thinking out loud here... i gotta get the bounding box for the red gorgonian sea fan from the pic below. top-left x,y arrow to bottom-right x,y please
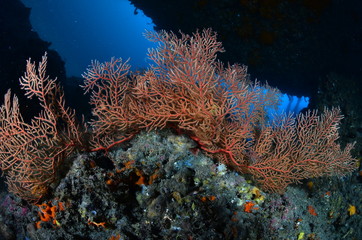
0,54 -> 83,202
0,29 -> 357,202
82,29 -> 357,192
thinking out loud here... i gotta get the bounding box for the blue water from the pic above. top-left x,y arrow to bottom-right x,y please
275,93 -> 309,116
21,0 -> 155,77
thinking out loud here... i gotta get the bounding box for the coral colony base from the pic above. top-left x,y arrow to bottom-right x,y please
0,29 -> 358,239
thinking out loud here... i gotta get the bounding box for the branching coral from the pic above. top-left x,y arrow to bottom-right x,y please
0,29 -> 357,202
